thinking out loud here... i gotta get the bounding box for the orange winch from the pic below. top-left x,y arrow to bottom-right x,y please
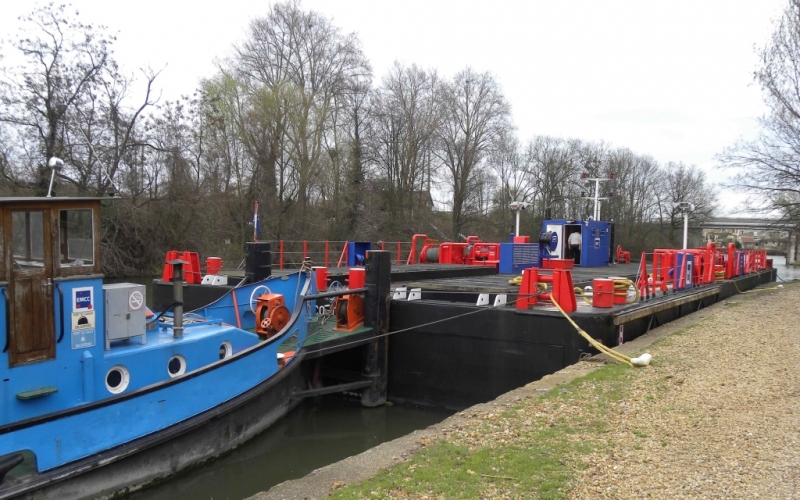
332,293 -> 364,331
255,293 -> 290,338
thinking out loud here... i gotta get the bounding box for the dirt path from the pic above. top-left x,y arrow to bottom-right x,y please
569,286 -> 800,498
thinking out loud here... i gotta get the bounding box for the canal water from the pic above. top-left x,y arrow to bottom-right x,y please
769,255 -> 800,280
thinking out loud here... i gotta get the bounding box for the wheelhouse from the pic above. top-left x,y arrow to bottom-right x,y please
1,198 -> 102,367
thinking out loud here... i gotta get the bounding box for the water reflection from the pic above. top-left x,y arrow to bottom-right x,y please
123,396 -> 451,500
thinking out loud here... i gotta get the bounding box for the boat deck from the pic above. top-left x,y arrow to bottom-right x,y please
161,264 -> 498,311
278,316 -> 374,359
395,261 -> 642,293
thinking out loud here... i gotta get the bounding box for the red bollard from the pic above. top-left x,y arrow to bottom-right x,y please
162,250 -> 179,281
592,279 -> 615,308
551,268 -> 577,312
516,267 -> 540,309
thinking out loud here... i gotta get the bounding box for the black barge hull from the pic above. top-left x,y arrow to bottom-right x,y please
387,269 -> 777,410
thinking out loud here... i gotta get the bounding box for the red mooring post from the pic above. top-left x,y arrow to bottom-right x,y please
303,240 -> 308,260
638,252 -> 650,300
324,241 -> 329,268
337,241 -> 348,267
397,242 -> 401,265
279,240 -> 284,270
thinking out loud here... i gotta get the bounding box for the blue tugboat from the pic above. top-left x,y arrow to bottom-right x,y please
0,195 -> 319,499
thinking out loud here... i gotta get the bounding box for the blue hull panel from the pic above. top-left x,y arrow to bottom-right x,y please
0,272 -> 313,475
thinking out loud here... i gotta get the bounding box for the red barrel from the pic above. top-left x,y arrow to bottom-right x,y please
348,267 -> 366,289
206,257 -> 223,275
312,266 -> 329,292
592,279 -> 615,308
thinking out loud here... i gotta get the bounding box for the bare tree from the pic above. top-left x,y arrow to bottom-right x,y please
231,0 -> 370,234
719,0 -> 800,219
660,162 -> 717,245
368,63 -> 441,235
487,131 -> 535,232
0,4 -> 114,192
436,68 -> 511,239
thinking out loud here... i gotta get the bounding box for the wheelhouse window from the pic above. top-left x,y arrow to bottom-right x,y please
59,209 -> 94,267
12,211 -> 45,268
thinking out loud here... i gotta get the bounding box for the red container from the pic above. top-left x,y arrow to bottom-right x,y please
348,267 -> 366,289
312,266 -> 328,292
592,279 -> 615,308
206,257 -> 223,275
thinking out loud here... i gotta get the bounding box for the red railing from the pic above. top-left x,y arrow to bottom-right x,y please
635,243 -> 770,301
267,240 -> 415,269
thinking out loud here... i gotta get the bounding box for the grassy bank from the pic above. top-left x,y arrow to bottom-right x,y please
328,361 -> 635,500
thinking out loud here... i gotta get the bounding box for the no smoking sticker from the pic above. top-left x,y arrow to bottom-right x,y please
129,290 -> 144,311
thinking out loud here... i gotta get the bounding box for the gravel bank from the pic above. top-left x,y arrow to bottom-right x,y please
569,285 -> 800,498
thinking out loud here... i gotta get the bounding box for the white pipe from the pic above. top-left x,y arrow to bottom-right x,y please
46,169 -> 57,197
515,210 -> 520,237
683,211 -> 689,249
593,179 -> 600,220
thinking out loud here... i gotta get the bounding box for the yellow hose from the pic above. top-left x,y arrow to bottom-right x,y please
508,274 -> 642,367
726,279 -> 781,294
615,279 -> 640,304
508,275 -> 547,291
574,286 -> 593,305
550,295 -> 634,367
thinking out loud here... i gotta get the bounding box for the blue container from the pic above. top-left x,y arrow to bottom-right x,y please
736,251 -> 745,276
347,241 -> 371,267
539,219 -> 611,267
499,243 -> 541,274
675,252 -> 694,290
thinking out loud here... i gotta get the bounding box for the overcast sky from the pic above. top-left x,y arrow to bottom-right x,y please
0,1 -> 787,213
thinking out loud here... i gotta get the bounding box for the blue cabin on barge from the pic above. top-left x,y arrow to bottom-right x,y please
0,197 -> 316,499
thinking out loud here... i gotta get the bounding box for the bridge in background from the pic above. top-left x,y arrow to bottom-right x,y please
697,217 -> 794,231
696,217 -> 799,265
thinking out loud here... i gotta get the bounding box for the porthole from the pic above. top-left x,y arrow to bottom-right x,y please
167,355 -> 187,378
219,341 -> 233,360
106,365 -> 130,394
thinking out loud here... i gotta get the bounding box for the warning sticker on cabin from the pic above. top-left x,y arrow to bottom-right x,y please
71,309 -> 96,349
